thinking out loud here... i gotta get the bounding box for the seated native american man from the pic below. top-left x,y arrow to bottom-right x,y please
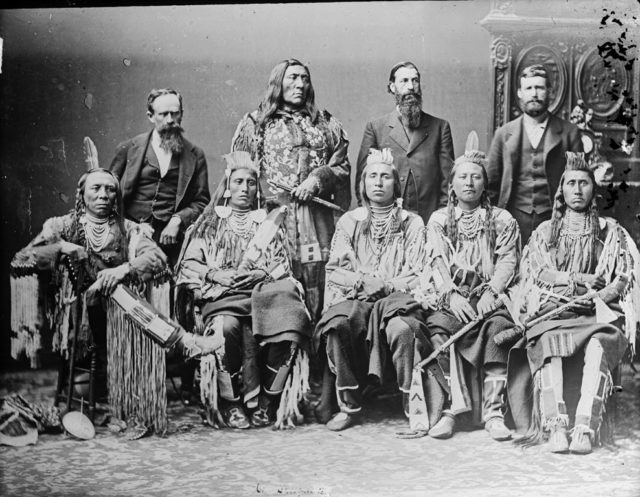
175,151 -> 311,430
314,148 -> 431,432
413,150 -> 521,441
10,168 -> 220,434
508,152 -> 640,454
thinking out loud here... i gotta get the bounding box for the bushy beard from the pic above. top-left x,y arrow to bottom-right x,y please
395,91 -> 422,129
158,124 -> 185,154
521,97 -> 549,118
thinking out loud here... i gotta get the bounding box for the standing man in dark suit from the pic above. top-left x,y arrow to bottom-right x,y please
109,88 -> 210,266
356,61 -> 454,223
487,65 -> 583,243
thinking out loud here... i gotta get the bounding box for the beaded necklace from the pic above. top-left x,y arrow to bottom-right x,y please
458,206 -> 483,240
82,213 -> 111,252
227,208 -> 253,238
370,204 -> 395,242
561,209 -> 593,238
557,209 -> 596,273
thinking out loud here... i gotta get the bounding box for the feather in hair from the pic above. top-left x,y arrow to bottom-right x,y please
83,137 -> 100,171
464,131 -> 479,154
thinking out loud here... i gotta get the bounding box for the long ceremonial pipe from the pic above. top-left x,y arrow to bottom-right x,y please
266,179 -> 344,213
415,289 -> 602,372
522,289 -> 599,329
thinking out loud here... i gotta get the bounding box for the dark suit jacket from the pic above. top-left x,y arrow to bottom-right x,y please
109,131 -> 210,231
356,110 -> 454,223
487,114 -> 583,209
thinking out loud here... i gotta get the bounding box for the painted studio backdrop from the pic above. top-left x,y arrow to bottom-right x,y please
1,0 -> 638,367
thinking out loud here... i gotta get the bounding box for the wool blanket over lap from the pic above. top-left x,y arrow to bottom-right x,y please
507,311 -> 629,434
366,292 -> 431,382
200,289 -> 253,323
316,292 -> 447,425
251,279 -> 311,347
425,306 -> 514,426
425,306 -> 514,368
316,291 -> 436,385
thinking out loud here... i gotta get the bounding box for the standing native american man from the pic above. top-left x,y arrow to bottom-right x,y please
230,58 -> 350,328
508,152 -> 640,454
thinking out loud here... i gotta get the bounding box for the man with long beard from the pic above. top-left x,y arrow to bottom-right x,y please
110,88 -> 210,266
487,65 -> 582,243
356,61 -> 454,223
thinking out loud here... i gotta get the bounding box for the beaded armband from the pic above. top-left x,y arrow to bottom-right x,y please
10,251 -> 39,277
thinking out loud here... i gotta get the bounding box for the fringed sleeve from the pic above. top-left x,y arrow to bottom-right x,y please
261,225 -> 293,281
309,111 -> 351,211
411,225 -> 439,310
125,221 -> 171,319
487,209 -> 520,294
388,211 -> 425,292
417,212 -> 458,310
10,216 -> 70,367
594,220 -> 640,356
402,213 -> 426,274
175,235 -> 208,289
513,223 -> 567,322
178,224 -> 241,302
323,212 -> 362,309
620,227 -> 640,357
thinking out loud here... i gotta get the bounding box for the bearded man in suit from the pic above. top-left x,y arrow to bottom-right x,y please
355,61 -> 454,223
487,65 -> 583,243
109,88 -> 210,266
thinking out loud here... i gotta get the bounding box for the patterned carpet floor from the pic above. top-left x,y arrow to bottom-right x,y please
1,364 -> 639,497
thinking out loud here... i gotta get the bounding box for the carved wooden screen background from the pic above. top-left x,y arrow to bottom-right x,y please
480,0 -> 639,240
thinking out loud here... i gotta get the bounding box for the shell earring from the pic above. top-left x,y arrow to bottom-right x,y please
215,168 -> 232,218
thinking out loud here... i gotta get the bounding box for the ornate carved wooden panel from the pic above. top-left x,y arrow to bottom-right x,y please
480,0 -> 639,240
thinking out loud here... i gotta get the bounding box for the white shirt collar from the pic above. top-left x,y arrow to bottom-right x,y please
150,129 -> 172,177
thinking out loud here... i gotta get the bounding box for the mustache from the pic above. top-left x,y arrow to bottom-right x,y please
400,92 -> 420,102
158,125 -> 185,154
158,123 -> 184,134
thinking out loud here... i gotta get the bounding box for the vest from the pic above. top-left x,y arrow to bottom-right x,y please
125,145 -> 180,223
510,123 -> 552,214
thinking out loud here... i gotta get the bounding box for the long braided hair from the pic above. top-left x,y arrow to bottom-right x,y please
548,152 -> 600,248
66,168 -> 127,262
445,151 -> 496,253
